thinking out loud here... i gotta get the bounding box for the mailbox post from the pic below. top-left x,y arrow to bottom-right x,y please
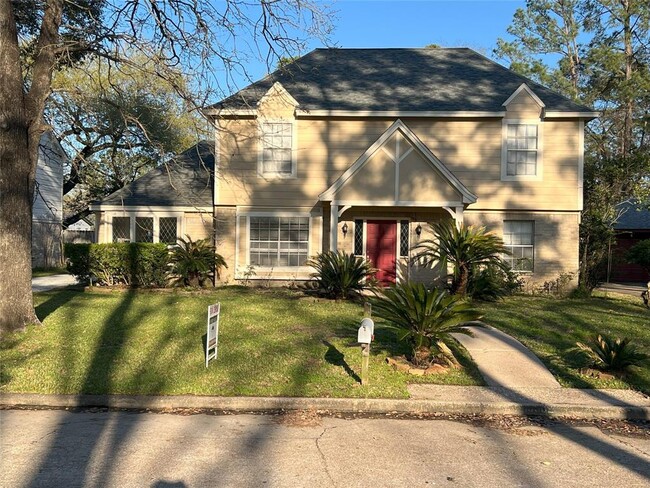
357,317 -> 374,385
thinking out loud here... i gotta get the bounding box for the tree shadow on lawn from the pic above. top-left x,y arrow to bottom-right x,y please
35,289 -> 81,321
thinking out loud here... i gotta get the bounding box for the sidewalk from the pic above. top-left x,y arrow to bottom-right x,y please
32,273 -> 77,292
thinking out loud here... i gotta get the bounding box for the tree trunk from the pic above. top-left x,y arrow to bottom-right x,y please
0,0 -> 63,335
622,0 -> 633,157
455,265 -> 470,297
0,0 -> 39,333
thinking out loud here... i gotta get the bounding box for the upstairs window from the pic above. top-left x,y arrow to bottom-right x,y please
260,122 -> 294,177
502,122 -> 542,180
503,221 -> 534,272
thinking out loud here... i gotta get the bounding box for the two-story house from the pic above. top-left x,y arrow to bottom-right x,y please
92,48 -> 597,286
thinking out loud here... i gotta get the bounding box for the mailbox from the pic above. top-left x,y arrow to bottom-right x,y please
358,325 -> 372,344
360,317 -> 374,337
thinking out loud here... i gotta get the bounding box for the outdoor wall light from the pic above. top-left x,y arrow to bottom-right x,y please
342,222 -> 348,237
415,224 -> 422,237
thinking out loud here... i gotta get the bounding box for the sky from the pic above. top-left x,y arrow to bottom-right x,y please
237,0 -> 526,86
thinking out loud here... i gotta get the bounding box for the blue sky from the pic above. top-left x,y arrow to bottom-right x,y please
328,0 -> 524,52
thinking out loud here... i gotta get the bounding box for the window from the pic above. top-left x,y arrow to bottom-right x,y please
504,123 -> 539,177
503,221 -> 534,271
112,217 -> 131,243
110,215 -> 180,244
135,217 -> 154,242
354,220 -> 364,256
399,220 -> 409,257
260,122 -> 294,177
159,217 -> 178,244
249,216 -> 309,267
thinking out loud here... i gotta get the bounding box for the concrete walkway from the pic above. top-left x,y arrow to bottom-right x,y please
452,325 -> 561,389
32,273 -> 77,292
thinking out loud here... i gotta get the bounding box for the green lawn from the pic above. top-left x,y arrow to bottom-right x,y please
0,287 -> 481,399
477,292 -> 650,394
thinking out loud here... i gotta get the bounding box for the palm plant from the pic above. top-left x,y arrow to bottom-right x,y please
169,236 -> 227,287
307,251 -> 376,299
414,220 -> 510,297
372,282 -> 482,368
570,334 -> 648,373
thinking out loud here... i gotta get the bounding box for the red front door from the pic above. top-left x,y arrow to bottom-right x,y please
366,220 -> 397,284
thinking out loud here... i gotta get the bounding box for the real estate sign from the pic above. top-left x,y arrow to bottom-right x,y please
205,302 -> 220,367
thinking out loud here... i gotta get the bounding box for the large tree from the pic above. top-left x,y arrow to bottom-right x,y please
49,55 -> 206,223
496,0 -> 650,290
0,0 -> 331,334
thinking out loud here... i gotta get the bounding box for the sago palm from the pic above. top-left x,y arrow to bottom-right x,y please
414,220 -> 510,297
372,282 -> 482,367
307,251 -> 375,299
170,236 -> 227,287
571,335 -> 648,373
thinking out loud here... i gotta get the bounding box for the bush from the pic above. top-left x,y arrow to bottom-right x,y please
568,334 -> 648,373
65,243 -> 170,287
467,265 -> 523,301
306,251 -> 376,299
169,236 -> 226,287
372,282 -> 482,368
627,239 -> 650,273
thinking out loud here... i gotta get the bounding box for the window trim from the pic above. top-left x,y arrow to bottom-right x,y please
257,118 -> 297,179
501,119 -> 543,181
107,212 -> 184,244
503,220 -> 535,273
245,213 -> 312,271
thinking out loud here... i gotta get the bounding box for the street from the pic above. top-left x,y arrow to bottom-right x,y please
1,409 -> 649,487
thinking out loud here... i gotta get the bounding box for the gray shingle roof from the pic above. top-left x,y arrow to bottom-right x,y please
97,141 -> 214,208
212,48 -> 593,113
616,201 -> 650,230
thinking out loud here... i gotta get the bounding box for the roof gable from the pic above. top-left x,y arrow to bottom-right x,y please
502,83 -> 545,108
320,120 -> 477,204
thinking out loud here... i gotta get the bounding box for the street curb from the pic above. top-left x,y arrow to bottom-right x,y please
1,393 -> 649,421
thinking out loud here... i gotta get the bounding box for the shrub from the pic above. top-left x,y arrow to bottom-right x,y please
413,220 -> 510,297
627,239 -> 650,273
65,243 -> 170,287
306,251 -> 375,299
467,265 -> 523,301
169,236 -> 226,287
64,243 -> 91,281
372,282 -> 482,368
569,334 -> 648,373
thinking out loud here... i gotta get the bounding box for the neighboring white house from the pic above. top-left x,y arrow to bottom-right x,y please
32,132 -> 66,267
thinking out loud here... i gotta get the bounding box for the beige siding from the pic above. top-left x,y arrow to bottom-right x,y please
184,212 -> 213,241
464,210 -> 580,286
215,207 -> 237,282
398,150 -> 462,202
504,89 -> 543,119
217,115 -> 581,211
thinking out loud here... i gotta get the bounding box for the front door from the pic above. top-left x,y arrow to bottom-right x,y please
366,220 -> 397,284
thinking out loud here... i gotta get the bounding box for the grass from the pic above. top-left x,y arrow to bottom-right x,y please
476,292 -> 650,394
32,267 -> 68,277
0,287 -> 482,399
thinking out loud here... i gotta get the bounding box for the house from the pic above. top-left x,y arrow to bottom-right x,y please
91,48 -> 597,286
89,141 -> 214,245
610,201 -> 650,283
63,215 -> 95,244
32,132 -> 66,268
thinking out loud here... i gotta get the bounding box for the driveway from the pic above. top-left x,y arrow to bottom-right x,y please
32,274 -> 78,292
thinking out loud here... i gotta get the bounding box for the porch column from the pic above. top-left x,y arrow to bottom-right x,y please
455,205 -> 464,229
330,204 -> 338,252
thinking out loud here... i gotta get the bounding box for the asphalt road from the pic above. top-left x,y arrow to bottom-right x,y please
1,409 -> 648,487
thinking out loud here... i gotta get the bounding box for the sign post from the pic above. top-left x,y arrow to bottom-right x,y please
357,317 -> 374,385
205,302 -> 220,367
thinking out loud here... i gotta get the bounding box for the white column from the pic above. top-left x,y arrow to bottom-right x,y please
330,204 -> 338,252
455,206 -> 464,229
